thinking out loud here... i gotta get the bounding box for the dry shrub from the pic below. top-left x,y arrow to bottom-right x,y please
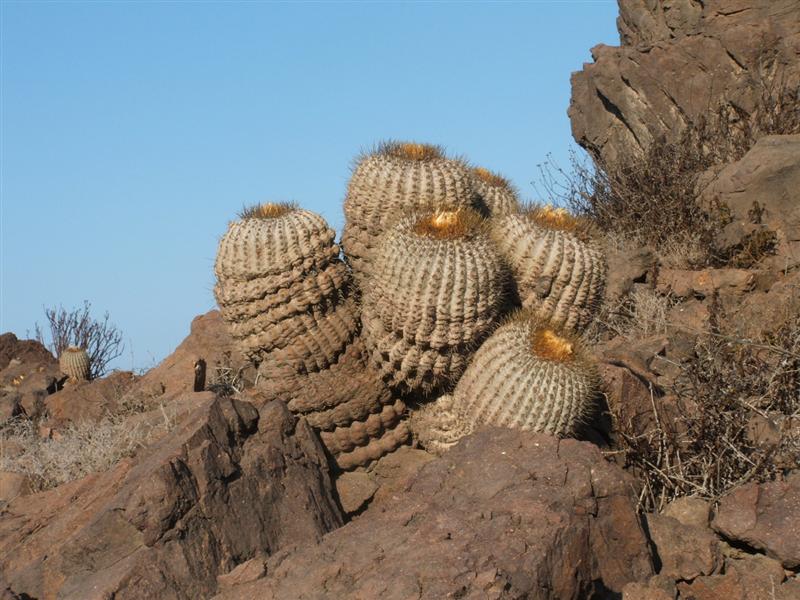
207,351 -> 248,397
539,63 -> 799,267
0,402 -> 179,492
610,307 -> 800,512
584,287 -> 676,343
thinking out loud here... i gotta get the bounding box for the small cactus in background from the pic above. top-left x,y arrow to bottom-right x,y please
471,166 -> 521,216
342,141 -> 478,283
412,312 -> 600,454
491,205 -> 607,333
59,346 -> 90,382
214,203 -> 358,374
362,208 -> 508,394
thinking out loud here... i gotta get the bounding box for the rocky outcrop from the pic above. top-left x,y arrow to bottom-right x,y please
712,473 -> 800,569
0,334 -> 62,423
217,430 -> 654,599
569,0 -> 800,164
0,396 -> 343,600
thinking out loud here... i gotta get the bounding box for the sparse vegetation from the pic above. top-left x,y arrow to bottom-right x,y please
35,301 -> 124,379
610,307 -> 800,512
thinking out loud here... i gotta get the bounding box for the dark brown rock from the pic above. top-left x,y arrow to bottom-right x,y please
334,471 -> 378,514
0,396 -> 343,599
676,553 -> 789,600
216,431 -> 653,599
570,2 -> 800,164
0,336 -> 63,422
44,370 -> 137,427
663,497 -> 711,529
712,474 -> 800,568
0,334 -> 55,372
646,513 -> 721,580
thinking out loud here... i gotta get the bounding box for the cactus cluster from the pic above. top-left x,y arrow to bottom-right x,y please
213,140 -> 609,469
59,346 -> 90,382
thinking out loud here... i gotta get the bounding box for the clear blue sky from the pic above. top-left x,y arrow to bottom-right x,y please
1,1 -> 619,372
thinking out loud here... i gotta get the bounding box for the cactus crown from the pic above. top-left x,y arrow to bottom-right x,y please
238,202 -> 298,220
530,328 -> 575,362
412,208 -> 484,240
378,141 -> 444,161
64,346 -> 84,354
525,204 -> 584,232
473,166 -> 511,189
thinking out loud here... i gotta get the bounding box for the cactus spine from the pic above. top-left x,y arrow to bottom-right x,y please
214,203 -> 357,373
59,346 -> 90,382
492,206 -> 607,333
472,167 -> 520,216
342,142 -> 478,283
412,313 -> 599,453
362,208 -> 508,394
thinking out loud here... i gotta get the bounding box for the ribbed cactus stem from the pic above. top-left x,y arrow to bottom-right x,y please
59,346 -> 91,382
411,313 -> 599,453
471,166 -> 521,216
491,205 -> 607,333
342,141 -> 479,284
362,208 -> 508,394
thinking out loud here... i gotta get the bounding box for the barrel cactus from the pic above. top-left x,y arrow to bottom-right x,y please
471,166 -> 520,216
214,203 -> 358,375
362,208 -> 508,395
491,205 -> 607,333
412,313 -> 599,454
342,141 -> 478,283
59,346 -> 90,382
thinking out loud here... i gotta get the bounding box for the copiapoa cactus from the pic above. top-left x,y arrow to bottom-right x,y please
59,346 -> 90,382
214,203 -> 358,374
342,141 -> 478,283
362,207 -> 508,394
491,205 -> 607,333
471,166 -> 521,216
412,312 -> 600,454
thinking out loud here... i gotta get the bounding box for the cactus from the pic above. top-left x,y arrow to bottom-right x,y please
362,208 -> 508,394
412,313 -> 599,453
59,346 -> 90,382
491,205 -> 606,333
214,203 -> 357,373
342,141 -> 478,283
472,167 -> 520,216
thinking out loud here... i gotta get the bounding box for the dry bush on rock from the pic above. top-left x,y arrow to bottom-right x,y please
610,307 -> 800,512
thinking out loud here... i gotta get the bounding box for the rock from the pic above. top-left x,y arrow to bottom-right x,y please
369,445 -> 436,505
604,244 -> 655,301
0,394 -> 22,424
132,310 -> 252,403
677,553 -> 789,600
216,554 -> 268,590
43,371 -> 138,427
663,496 -> 711,529
570,2 -> 800,164
0,396 -> 343,599
0,472 -> 31,507
656,268 -> 755,299
215,431 -> 654,599
646,513 -> 720,580
0,334 -> 54,372
334,471 -> 378,514
622,574 -> 677,599
712,474 -> 800,568
700,135 -> 800,264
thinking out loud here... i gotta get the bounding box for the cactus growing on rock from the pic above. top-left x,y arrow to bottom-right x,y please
59,346 -> 90,382
412,313 -> 600,454
471,167 -> 521,216
362,208 -> 508,394
342,141 -> 478,283
214,203 -> 358,374
491,205 -> 607,333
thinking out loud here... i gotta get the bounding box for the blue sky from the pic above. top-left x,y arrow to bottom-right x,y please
1,1 -> 619,371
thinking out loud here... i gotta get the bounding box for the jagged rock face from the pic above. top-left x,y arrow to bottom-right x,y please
569,0 -> 800,164
215,431 -> 654,599
0,396 -> 343,600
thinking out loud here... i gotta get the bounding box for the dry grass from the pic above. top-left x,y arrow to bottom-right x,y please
0,405 -> 179,492
473,166 -> 511,189
207,351 -> 248,397
379,141 -> 444,161
584,287 -> 677,343
610,308 -> 800,512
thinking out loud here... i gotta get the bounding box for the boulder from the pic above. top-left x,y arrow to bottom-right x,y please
0,335 -> 62,423
44,371 -> 138,427
216,430 -> 654,599
0,396 -> 343,599
570,1 -> 800,164
711,473 -> 800,568
646,513 -> 721,581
